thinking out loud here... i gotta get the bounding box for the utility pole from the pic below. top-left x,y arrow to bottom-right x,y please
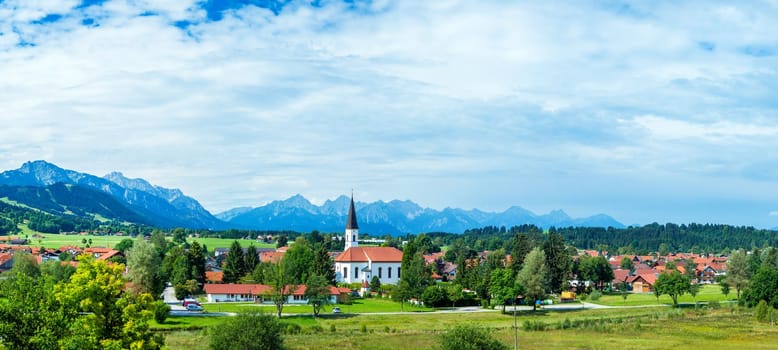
513,296 -> 518,350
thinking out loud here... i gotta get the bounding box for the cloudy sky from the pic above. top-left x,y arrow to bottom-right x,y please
2,0 -> 778,228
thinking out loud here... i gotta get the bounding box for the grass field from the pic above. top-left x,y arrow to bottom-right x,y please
200,297 -> 432,314
15,230 -> 273,250
591,284 -> 734,307
161,306 -> 778,350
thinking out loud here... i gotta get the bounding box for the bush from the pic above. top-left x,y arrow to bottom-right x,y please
153,301 -> 171,324
284,323 -> 302,335
439,324 -> 508,350
707,301 -> 721,309
755,300 -> 770,322
588,290 -> 602,301
360,324 -> 368,333
330,324 -> 336,333
209,312 -> 284,350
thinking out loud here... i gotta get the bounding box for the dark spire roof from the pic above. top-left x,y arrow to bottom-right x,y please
346,194 -> 359,230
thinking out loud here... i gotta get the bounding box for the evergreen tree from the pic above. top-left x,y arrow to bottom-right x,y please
188,241 -> 207,286
543,229 -> 571,293
312,244 -> 336,285
222,241 -> 246,284
244,243 -> 260,274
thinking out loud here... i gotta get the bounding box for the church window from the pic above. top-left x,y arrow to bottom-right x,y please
378,267 -> 382,278
355,267 -> 359,279
398,267 -> 401,278
343,267 -> 348,279
388,267 -> 392,278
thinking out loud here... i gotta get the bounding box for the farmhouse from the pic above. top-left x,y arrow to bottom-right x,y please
334,195 -> 403,285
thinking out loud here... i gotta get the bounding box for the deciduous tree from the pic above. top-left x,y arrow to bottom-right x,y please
517,247 -> 548,311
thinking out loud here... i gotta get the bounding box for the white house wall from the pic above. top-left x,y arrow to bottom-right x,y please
335,261 -> 401,285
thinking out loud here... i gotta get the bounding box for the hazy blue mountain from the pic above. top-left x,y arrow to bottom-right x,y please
220,194 -> 625,235
0,161 -> 224,229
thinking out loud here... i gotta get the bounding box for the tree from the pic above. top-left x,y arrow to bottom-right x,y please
276,235 -> 288,248
422,285 -> 450,307
543,230 -> 571,293
209,312 -> 285,350
742,266 -> 778,308
282,237 -> 314,284
490,268 -> 523,312
223,240 -> 246,283
188,241 -> 207,286
509,233 -> 533,276
264,262 -> 294,318
720,278 -> 731,299
654,270 -> 690,307
126,236 -> 163,297
244,243 -> 260,274
438,324 -> 508,350
727,249 -> 751,300
172,228 -> 187,244
369,275 -> 382,295
620,257 -> 635,272
517,247 -> 548,311
114,238 -> 134,253
312,244 -> 336,285
55,256 -> 163,349
396,239 -> 433,309
304,274 -> 332,318
0,265 -> 70,350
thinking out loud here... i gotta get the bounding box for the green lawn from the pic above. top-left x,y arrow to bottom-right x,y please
200,297 -> 432,314
17,231 -> 273,250
590,284 -> 734,307
162,306 -> 778,350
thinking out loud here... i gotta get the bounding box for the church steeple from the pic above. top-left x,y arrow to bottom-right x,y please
346,194 -> 359,230
344,193 -> 359,249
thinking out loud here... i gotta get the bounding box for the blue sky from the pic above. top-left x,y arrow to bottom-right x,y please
1,1 -> 778,228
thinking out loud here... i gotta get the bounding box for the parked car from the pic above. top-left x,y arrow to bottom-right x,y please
186,303 -> 204,311
332,307 -> 341,314
183,299 -> 200,307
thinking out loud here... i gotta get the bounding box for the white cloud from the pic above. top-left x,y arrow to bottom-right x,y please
1,1 -> 778,227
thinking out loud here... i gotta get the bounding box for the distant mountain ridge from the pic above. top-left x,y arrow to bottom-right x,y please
0,161 -> 224,229
218,194 -> 625,235
0,161 -> 624,233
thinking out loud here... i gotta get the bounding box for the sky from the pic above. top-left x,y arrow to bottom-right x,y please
1,0 -> 778,228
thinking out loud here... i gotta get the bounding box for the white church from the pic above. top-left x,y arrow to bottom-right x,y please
334,195 -> 403,285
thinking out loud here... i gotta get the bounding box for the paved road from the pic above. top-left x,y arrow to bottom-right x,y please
162,286 -> 185,311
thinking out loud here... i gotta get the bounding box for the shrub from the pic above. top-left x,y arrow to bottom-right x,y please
360,324 -> 367,333
439,324 -> 508,350
755,300 -> 770,322
330,324 -> 336,333
284,323 -> 302,335
588,290 -> 602,301
707,301 -> 721,309
209,312 -> 284,350
153,301 -> 171,324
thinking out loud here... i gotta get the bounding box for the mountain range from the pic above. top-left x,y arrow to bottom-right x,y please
0,161 -> 624,233
217,194 -> 625,234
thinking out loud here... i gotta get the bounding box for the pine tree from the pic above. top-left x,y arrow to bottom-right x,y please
223,240 -> 245,283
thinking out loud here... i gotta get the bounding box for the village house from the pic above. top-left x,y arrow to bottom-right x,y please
203,283 -> 344,304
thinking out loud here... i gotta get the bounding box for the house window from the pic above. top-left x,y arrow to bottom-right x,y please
388,267 -> 392,278
378,267 -> 382,279
398,267 -> 401,278
343,267 -> 348,279
355,267 -> 359,280
353,235 -> 356,242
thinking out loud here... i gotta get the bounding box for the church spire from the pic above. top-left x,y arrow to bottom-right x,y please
344,192 -> 359,249
346,193 -> 359,230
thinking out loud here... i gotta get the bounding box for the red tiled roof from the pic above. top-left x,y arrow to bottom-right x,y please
203,283 -> 343,296
335,247 -> 403,263
205,271 -> 224,283
261,252 -> 285,263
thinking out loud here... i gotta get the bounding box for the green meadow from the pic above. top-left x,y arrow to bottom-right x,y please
161,306 -> 778,350
592,284 -> 734,307
14,228 -> 272,250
